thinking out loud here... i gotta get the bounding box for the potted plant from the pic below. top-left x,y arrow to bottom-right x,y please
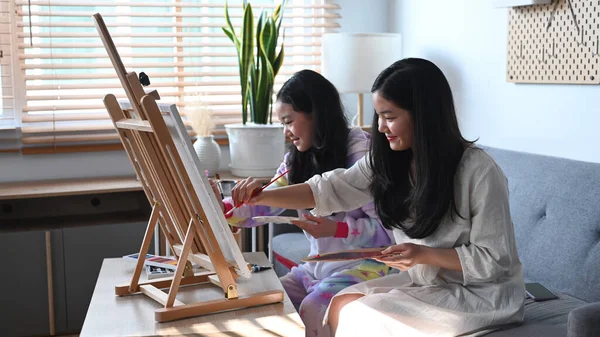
222,0 -> 287,177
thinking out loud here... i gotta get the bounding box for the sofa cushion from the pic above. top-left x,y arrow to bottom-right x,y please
272,232 -> 310,277
484,147 -> 600,302
567,302 -> 600,337
485,294 -> 586,337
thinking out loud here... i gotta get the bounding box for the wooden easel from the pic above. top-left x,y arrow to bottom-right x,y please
92,13 -> 283,322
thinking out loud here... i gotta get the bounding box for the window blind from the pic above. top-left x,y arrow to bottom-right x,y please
1,0 -> 15,127
14,0 -> 340,154
0,0 -> 19,152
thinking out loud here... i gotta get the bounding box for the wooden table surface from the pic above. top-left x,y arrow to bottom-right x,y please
80,252 -> 304,337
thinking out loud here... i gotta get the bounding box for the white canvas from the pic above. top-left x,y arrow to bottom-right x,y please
165,104 -> 251,279
120,100 -> 250,279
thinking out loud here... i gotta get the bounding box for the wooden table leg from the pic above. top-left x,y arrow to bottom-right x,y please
45,231 -> 55,336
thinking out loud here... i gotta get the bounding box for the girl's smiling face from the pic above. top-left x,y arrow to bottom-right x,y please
275,101 -> 314,152
373,91 -> 414,151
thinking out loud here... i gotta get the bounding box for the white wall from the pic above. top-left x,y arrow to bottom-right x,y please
0,0 -> 389,183
390,0 -> 600,163
336,0 -> 391,125
3,0 -> 598,183
338,0 -> 390,33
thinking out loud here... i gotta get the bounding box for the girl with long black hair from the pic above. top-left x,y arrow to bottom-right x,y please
213,69 -> 393,337
232,59 -> 525,336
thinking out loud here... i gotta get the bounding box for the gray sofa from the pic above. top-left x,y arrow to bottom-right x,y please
271,146 -> 600,337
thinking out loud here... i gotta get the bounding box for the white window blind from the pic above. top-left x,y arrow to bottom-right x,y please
1,0 -> 16,129
0,0 -> 19,152
14,0 -> 340,154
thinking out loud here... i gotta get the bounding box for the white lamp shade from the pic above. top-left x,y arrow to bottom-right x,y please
321,33 -> 402,93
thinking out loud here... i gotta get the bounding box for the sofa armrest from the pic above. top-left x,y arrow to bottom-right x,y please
567,302 -> 600,337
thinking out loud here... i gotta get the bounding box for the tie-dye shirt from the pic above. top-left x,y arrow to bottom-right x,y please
224,128 -> 394,280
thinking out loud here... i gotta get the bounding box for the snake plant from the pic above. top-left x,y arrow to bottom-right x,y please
223,0 -> 287,125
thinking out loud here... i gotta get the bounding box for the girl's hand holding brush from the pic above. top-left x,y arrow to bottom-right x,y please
205,170 -> 225,212
208,178 -> 225,212
227,169 -> 290,216
231,177 -> 264,207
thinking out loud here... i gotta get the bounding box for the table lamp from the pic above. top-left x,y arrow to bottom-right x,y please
321,33 -> 402,127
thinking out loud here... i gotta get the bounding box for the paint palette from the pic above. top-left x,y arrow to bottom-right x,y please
252,216 -> 316,225
302,247 -> 388,262
123,253 -> 186,271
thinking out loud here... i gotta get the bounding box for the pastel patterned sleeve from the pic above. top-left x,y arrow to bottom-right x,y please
340,202 -> 394,248
223,161 -> 289,228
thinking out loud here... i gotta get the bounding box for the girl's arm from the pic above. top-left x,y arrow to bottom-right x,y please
422,247 -> 462,271
252,183 -> 315,209
454,161 -> 520,285
223,199 -> 286,228
378,160 -> 516,277
224,162 -> 289,228
252,156 -> 374,216
340,202 -> 394,248
377,243 -> 462,271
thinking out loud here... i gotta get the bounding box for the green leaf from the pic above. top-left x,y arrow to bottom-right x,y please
247,74 -> 255,124
256,11 -> 266,68
224,1 -> 239,47
240,4 -> 254,124
255,53 -> 273,124
273,3 -> 281,20
262,17 -> 276,63
249,57 -> 258,123
257,27 -> 275,124
273,42 -> 284,76
264,59 -> 275,124
222,27 -> 239,49
274,0 -> 288,39
255,57 -> 266,123
223,0 -> 287,124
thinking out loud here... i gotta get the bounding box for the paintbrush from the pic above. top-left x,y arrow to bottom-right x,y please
225,168 -> 291,217
214,173 -> 225,199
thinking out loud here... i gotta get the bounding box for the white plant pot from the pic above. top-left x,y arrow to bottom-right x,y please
225,123 -> 285,177
193,136 -> 222,174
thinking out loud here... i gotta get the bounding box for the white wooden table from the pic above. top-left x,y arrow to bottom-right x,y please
80,252 -> 304,337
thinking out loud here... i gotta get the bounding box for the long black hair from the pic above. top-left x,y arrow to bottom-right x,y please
276,69 -> 349,184
369,58 -> 474,239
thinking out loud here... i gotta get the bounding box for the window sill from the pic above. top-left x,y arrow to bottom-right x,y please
0,171 -> 272,200
15,126 -> 373,155
0,176 -> 143,200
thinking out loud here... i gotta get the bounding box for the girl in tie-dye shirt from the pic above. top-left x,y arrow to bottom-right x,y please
211,70 -> 393,337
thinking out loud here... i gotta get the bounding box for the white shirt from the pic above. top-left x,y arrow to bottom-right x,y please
307,146 -> 525,336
